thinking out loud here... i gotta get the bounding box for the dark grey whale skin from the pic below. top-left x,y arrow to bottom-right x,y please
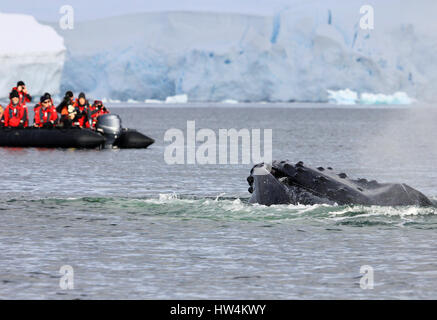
247,160 -> 433,207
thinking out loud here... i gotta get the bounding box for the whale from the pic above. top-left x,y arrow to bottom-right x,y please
247,160 -> 433,207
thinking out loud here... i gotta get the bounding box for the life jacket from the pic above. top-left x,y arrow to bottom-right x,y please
72,99 -> 90,128
11,86 -> 32,105
34,104 -> 58,127
3,102 -> 26,127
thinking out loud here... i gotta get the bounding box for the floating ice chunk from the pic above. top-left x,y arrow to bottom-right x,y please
165,94 -> 188,104
127,99 -> 140,103
328,89 -> 414,105
327,89 -> 358,105
221,99 -> 239,104
359,92 -> 413,105
145,99 -> 164,104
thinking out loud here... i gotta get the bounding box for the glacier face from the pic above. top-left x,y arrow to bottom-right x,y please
53,1 -> 437,102
0,13 -> 65,100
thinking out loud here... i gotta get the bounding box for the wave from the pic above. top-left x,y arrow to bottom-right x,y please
3,194 -> 437,228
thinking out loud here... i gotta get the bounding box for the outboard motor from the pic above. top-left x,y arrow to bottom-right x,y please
96,114 -> 122,148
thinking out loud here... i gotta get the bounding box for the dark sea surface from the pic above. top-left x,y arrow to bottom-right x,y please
1,103 -> 437,299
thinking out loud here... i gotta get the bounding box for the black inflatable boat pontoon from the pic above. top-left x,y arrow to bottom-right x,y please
0,127 -> 103,148
0,115 -> 154,149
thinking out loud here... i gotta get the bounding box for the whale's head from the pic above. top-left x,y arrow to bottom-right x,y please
247,160 -> 371,206
247,162 -> 292,206
247,160 -> 433,207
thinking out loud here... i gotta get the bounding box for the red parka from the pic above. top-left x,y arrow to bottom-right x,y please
3,103 -> 27,127
88,101 -> 110,128
72,99 -> 90,128
11,86 -> 32,105
34,104 -> 58,127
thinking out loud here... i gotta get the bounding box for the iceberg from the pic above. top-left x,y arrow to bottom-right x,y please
145,99 -> 164,104
360,92 -> 413,105
45,0 -> 437,102
0,13 -> 65,100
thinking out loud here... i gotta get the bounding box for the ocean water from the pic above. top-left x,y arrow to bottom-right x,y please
1,103 -> 437,299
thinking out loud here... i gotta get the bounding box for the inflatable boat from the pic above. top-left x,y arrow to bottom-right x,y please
0,114 -> 154,149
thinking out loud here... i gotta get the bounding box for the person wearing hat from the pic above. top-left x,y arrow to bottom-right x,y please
43,92 -> 54,106
56,91 -> 74,113
88,100 -> 110,129
12,81 -> 32,106
34,94 -> 58,128
72,92 -> 90,128
10,81 -> 31,126
2,90 -> 27,128
33,92 -> 53,112
56,91 -> 76,127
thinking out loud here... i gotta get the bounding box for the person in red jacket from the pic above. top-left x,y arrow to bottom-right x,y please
3,90 -> 27,128
12,81 -> 32,105
12,81 -> 31,126
34,92 -> 54,112
89,100 -> 110,129
72,92 -> 90,128
34,95 -> 58,128
33,92 -> 52,114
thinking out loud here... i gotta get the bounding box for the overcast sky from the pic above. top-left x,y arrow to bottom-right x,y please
0,0 -> 307,21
